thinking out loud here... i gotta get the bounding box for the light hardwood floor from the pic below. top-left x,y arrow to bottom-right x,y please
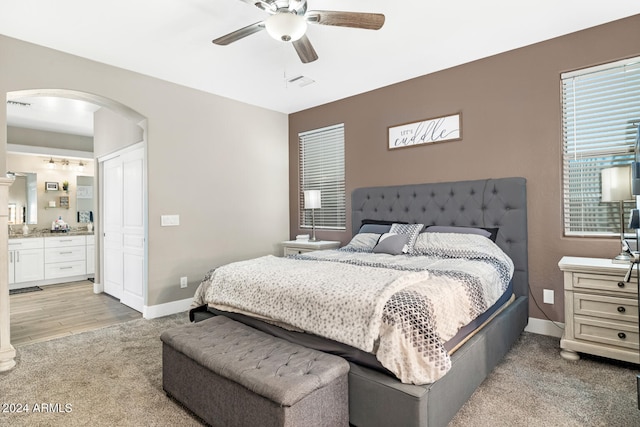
10,281 -> 141,346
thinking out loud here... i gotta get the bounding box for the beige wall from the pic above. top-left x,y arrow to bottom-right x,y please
289,14 -> 640,323
8,126 -> 93,153
1,35 -> 289,309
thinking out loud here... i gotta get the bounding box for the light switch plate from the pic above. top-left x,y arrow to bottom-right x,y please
543,289 -> 554,305
161,214 -> 180,226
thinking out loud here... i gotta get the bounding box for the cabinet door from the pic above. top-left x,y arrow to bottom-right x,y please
87,244 -> 95,275
8,250 -> 15,284
15,249 -> 44,283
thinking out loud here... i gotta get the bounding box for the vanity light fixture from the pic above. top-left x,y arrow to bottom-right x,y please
43,157 -> 89,172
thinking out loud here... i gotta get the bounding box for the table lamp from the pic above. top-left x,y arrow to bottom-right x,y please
304,190 -> 321,241
601,165 -> 633,263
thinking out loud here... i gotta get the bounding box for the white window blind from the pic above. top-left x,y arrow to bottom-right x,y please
299,123 -> 346,230
562,57 -> 640,236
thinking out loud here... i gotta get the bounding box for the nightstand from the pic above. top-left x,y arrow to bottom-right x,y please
281,240 -> 341,256
558,256 -> 639,364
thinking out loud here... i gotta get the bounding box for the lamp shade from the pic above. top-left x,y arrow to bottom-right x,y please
304,190 -> 321,209
601,166 -> 633,202
265,12 -> 307,42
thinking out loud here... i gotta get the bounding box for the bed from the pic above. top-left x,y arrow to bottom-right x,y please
189,177 -> 528,427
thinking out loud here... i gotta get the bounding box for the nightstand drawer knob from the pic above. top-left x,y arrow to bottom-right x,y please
617,306 -> 626,313
618,332 -> 627,340
617,281 -> 625,288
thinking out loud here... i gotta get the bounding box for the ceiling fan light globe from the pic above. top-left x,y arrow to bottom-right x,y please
265,12 -> 307,42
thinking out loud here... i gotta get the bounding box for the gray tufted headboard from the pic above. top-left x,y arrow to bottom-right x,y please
351,177 -> 528,298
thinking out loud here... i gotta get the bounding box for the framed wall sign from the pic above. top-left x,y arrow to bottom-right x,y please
388,113 -> 462,150
45,181 -> 59,191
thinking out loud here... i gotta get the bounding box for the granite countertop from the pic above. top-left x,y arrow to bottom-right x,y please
8,229 -> 94,239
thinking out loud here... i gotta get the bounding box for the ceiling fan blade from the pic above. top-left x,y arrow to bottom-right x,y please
306,10 -> 385,30
212,22 -> 265,46
293,35 -> 318,64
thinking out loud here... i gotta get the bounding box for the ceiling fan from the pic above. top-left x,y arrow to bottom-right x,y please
212,0 -> 385,63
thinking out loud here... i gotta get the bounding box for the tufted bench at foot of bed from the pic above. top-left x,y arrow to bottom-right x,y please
160,315 -> 350,427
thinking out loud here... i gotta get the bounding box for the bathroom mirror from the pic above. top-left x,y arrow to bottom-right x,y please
76,175 -> 94,223
8,172 -> 38,225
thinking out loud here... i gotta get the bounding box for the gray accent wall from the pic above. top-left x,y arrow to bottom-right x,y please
1,34 -> 289,309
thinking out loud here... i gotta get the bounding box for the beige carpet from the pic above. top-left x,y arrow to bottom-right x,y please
1,313 -> 639,426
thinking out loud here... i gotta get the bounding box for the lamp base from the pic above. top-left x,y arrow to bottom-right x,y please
612,252 -> 633,264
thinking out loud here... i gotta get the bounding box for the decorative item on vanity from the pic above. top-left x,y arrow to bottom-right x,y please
51,216 -> 69,232
62,180 -> 69,192
304,189 -> 321,241
22,223 -> 29,236
601,165 -> 634,263
87,222 -> 93,233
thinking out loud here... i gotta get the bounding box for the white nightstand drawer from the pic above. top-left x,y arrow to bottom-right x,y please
45,246 -> 86,263
45,261 -> 87,279
281,240 -> 341,256
572,272 -> 637,295
574,315 -> 639,350
284,247 -> 312,256
573,292 -> 638,323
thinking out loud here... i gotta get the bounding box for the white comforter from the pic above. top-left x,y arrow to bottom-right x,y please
193,233 -> 514,384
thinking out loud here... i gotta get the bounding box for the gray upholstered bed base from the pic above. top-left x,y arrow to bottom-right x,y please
191,177 -> 528,427
347,177 -> 528,427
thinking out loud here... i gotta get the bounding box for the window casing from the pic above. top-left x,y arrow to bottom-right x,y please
298,124 -> 346,230
562,57 -> 640,236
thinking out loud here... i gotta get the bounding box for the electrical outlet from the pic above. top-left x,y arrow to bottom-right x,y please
543,289 -> 554,305
180,276 -> 188,288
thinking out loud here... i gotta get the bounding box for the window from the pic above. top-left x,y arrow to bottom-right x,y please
298,124 -> 346,230
562,57 -> 640,236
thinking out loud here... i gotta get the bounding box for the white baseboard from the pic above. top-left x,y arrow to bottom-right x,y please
143,297 -> 193,319
525,317 -> 565,338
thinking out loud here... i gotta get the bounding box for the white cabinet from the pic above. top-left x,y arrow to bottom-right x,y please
558,256 -> 639,364
8,238 -> 44,286
86,235 -> 95,275
9,234 -> 94,288
44,235 -> 87,280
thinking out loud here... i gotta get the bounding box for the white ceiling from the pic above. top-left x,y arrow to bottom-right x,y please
2,0 -> 640,135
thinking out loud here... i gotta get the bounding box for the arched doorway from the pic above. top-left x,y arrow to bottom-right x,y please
0,89 -> 148,371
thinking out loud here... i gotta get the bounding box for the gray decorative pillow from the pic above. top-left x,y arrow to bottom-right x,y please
340,233 -> 381,252
373,233 -> 409,255
389,223 -> 424,253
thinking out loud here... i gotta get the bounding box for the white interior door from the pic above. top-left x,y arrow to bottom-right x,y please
100,144 -> 146,312
102,156 -> 123,300
121,148 -> 145,310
